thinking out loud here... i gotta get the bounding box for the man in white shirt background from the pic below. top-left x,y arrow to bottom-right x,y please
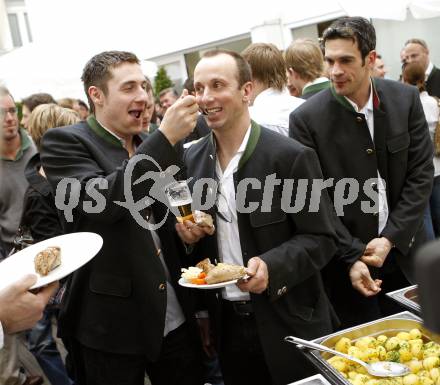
241,43 -> 304,137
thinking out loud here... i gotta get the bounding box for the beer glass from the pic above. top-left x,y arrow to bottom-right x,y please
165,180 -> 193,218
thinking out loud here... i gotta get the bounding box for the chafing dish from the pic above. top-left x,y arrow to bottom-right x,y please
386,285 -> 420,315
302,311 -> 439,385
287,374 -> 332,385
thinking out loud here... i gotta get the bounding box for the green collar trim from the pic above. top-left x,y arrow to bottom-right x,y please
238,120 -> 260,170
87,115 -> 123,147
208,120 -> 261,170
330,85 -> 356,112
330,78 -> 381,112
2,129 -> 32,161
302,80 -> 331,96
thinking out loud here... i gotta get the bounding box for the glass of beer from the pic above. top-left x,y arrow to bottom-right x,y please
164,180 -> 193,221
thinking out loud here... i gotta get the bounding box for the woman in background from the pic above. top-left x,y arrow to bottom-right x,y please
403,62 -> 440,239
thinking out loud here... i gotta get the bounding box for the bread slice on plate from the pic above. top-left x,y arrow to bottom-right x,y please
34,246 -> 61,276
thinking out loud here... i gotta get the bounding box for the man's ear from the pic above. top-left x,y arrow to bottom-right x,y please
367,50 -> 377,69
287,67 -> 298,80
242,81 -> 253,104
88,86 -> 104,109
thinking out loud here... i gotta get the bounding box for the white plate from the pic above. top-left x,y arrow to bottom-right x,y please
178,277 -> 241,289
0,232 -> 103,290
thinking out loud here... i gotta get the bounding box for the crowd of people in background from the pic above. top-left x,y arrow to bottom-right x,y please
0,15 -> 439,385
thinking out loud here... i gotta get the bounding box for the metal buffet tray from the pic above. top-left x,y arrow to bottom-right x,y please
386,285 -> 420,315
303,311 -> 439,385
287,374 -> 332,385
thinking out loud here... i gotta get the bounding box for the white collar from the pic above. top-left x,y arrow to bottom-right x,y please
252,87 -> 281,105
426,62 -> 434,77
344,81 -> 373,113
215,124 -> 251,178
303,77 -> 329,91
236,124 -> 252,155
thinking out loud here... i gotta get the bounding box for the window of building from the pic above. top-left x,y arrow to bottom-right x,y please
7,13 -> 22,47
24,12 -> 32,43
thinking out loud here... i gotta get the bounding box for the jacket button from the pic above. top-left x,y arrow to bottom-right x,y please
356,116 -> 363,123
277,286 -> 287,296
158,283 -> 166,291
366,148 -> 374,155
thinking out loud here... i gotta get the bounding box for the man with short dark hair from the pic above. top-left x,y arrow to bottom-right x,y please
41,51 -> 207,385
290,17 -> 433,327
21,93 -> 56,130
76,100 -> 89,120
404,38 -> 440,97
372,54 -> 387,78
182,48 -> 340,385
159,87 -> 179,113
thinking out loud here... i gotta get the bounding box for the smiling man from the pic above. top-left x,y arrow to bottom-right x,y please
40,51 -> 205,385
180,49 -> 340,385
289,17 -> 434,328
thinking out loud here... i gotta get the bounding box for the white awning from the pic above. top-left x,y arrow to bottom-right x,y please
337,0 -> 440,21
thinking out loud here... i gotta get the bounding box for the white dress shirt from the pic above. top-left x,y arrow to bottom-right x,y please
345,85 -> 389,234
215,126 -> 251,301
0,322 -> 3,349
249,87 -> 304,137
149,215 -> 186,336
426,62 -> 434,80
420,91 -> 440,176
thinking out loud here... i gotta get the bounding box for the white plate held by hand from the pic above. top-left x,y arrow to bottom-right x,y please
178,277 -> 243,289
0,232 -> 103,290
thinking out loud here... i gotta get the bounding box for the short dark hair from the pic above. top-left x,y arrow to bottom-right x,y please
81,51 -> 140,114
22,93 -> 56,112
242,43 -> 286,91
77,99 -> 89,110
201,49 -> 252,88
323,17 -> 376,64
183,77 -> 195,94
159,87 -> 178,99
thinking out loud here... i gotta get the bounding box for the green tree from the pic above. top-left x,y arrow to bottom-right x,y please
154,67 -> 173,97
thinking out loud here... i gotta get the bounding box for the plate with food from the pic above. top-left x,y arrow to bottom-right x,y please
0,232 -> 103,290
179,258 -> 248,289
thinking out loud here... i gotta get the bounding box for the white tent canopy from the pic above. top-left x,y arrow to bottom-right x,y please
2,0 -> 440,99
0,42 -> 158,101
337,0 -> 440,21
